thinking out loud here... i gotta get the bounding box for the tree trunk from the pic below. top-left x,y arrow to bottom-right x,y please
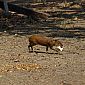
3,0 -> 9,15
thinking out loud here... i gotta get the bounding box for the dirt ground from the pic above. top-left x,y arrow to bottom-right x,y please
0,1 -> 85,85
0,33 -> 85,85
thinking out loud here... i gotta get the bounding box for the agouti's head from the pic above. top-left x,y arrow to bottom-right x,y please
53,40 -> 63,51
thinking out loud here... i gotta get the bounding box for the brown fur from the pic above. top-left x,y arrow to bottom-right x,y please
28,35 -> 63,52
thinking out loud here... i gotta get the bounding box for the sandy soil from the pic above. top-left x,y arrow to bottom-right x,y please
0,1 -> 85,85
0,33 -> 85,85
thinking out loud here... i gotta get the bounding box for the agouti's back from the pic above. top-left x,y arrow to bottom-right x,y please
29,35 -> 52,46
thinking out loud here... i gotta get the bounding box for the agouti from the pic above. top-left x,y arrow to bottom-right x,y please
28,34 -> 63,52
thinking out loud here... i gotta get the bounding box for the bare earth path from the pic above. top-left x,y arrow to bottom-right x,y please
0,1 -> 85,84
0,33 -> 85,85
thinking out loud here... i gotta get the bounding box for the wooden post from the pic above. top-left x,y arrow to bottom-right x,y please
3,0 -> 9,15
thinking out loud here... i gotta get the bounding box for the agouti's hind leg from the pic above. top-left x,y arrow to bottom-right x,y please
28,42 -> 36,52
28,45 -> 33,51
28,44 -> 33,52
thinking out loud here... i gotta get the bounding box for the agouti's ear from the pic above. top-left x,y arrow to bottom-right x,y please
54,39 -> 58,42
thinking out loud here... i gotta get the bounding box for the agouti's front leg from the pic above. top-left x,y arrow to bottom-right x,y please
46,46 -> 48,51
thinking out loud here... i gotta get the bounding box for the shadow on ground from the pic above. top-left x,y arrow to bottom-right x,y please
0,8 -> 85,38
2,26 -> 84,38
